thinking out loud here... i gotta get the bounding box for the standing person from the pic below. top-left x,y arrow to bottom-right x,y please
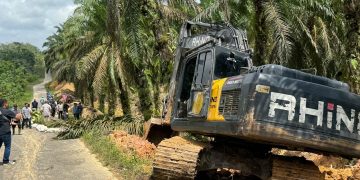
40,96 -> 45,106
0,99 -> 22,165
41,101 -> 52,120
62,102 -> 69,120
31,99 -> 38,111
22,103 -> 32,129
50,101 -> 56,117
11,104 -> 21,135
56,102 -> 64,119
77,103 -> 83,119
72,103 -> 78,119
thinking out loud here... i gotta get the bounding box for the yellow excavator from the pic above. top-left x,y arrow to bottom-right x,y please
144,21 -> 360,179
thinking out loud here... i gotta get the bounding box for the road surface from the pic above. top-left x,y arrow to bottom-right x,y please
0,73 -> 116,180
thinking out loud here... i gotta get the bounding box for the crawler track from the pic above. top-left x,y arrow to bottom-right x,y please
152,136 -> 324,180
271,155 -> 324,180
152,136 -> 208,180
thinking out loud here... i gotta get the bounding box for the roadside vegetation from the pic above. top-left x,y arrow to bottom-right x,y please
0,42 -> 45,105
0,61 -> 34,105
82,130 -> 152,179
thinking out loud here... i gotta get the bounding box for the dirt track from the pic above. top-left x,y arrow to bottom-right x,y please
0,73 -> 116,180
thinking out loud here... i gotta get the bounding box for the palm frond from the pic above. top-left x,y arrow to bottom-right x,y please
109,44 -> 117,86
294,16 -> 319,55
160,5 -> 189,21
92,47 -> 110,95
76,45 -> 106,80
123,0 -> 143,67
295,0 -> 334,19
57,115 -> 143,140
315,17 -> 332,59
264,0 -> 293,64
193,0 -> 221,22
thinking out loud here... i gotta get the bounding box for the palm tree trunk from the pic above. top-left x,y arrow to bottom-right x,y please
344,0 -> 360,93
113,46 -> 145,121
137,72 -> 154,120
86,83 -> 95,107
107,80 -> 116,116
89,89 -> 95,108
253,0 -> 268,65
99,94 -> 105,113
116,76 -> 131,115
116,74 -> 144,121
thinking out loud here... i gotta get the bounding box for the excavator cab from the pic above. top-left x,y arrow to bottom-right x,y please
175,46 -> 251,121
144,21 -> 251,144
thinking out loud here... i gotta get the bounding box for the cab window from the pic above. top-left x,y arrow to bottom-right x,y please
214,52 -> 248,79
194,51 -> 213,86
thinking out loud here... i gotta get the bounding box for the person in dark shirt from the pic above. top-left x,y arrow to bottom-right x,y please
73,103 -> 78,119
0,99 -> 21,165
62,102 -> 69,120
77,103 -> 83,119
50,101 -> 56,117
31,99 -> 38,111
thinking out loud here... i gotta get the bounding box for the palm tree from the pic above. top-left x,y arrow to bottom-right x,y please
195,0 -> 337,75
343,0 -> 360,92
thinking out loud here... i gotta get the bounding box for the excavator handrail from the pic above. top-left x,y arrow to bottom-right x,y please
180,21 -> 245,51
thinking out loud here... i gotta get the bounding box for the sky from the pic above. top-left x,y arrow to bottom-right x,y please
0,0 -> 77,49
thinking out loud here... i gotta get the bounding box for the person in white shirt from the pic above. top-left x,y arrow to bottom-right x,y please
56,102 -> 64,119
41,101 -> 52,119
21,103 -> 32,129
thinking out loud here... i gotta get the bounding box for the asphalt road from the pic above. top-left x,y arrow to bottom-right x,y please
0,72 -> 116,180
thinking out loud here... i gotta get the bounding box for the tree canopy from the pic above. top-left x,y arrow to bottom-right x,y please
0,42 -> 45,105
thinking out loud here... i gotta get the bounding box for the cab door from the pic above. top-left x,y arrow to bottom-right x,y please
187,50 -> 213,118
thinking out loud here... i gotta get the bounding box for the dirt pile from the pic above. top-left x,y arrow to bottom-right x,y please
273,149 -> 360,179
81,107 -> 103,119
47,81 -> 76,100
53,82 -> 75,94
110,131 -> 156,159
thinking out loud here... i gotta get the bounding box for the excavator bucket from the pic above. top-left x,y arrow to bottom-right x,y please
143,118 -> 174,145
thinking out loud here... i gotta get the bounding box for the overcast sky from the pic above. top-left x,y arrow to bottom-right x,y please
0,0 -> 77,49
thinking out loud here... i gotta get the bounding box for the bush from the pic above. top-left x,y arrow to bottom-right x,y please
32,111 -> 45,124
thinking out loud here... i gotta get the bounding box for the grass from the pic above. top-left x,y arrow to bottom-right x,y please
82,130 -> 152,179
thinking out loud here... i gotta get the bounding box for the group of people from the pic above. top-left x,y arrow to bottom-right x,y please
32,98 -> 83,120
10,103 -> 33,135
0,96 -> 85,166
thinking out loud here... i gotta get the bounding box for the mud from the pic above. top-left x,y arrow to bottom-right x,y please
273,149 -> 360,180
